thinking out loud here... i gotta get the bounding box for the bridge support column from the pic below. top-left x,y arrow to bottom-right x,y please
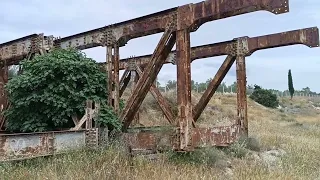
176,28 -> 194,151
235,38 -> 249,137
106,45 -> 120,115
0,65 -> 8,130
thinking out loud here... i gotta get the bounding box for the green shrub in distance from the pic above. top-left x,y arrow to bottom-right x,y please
249,85 -> 279,108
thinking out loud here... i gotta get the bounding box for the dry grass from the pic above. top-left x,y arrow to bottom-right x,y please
1,93 -> 320,179
0,147 -> 225,180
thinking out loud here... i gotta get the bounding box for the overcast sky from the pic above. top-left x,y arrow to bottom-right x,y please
0,0 -> 319,91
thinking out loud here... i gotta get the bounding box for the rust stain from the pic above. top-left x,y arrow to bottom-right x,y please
1,0 -> 291,66
0,129 -> 95,162
0,0 -> 319,161
122,125 -> 240,151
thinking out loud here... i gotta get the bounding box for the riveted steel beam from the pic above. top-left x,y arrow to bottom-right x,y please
0,34 -> 54,66
99,27 -> 318,70
113,45 -> 120,114
52,0 -> 288,50
2,26 -> 316,68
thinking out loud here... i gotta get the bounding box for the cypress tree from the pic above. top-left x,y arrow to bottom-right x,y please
288,69 -> 295,99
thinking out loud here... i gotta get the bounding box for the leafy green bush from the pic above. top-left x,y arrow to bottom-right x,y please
249,85 -> 279,108
4,48 -> 121,132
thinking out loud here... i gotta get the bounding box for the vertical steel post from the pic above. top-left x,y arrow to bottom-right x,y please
113,44 -> 120,114
85,100 -> 93,129
176,29 -> 193,150
236,55 -> 248,137
106,46 -> 113,107
0,65 -> 8,130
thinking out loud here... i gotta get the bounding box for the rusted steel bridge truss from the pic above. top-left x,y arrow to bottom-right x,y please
0,0 -> 319,155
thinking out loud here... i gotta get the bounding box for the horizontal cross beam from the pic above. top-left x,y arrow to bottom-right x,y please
100,27 -> 319,70
0,0 -> 289,64
54,0 -> 288,49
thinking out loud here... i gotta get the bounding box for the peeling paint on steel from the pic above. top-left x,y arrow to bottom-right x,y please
0,0 -> 290,64
54,131 -> 86,152
98,27 -> 319,71
122,125 -> 240,151
299,31 -> 306,44
0,129 -> 98,162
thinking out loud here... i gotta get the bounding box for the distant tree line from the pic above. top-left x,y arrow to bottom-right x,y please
9,66 -> 319,97
152,78 -> 320,96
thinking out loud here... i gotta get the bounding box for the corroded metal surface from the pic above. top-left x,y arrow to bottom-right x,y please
52,0 -> 288,50
106,46 -> 113,107
191,0 -> 289,30
2,27 -> 316,69
0,0 -> 289,64
247,27 -> 319,54
235,38 -> 249,136
0,34 -> 54,65
122,125 -> 240,151
191,124 -> 240,147
0,0 -> 291,133
1,0 -> 319,157
113,45 -> 120,114
99,27 -> 319,70
236,56 -> 248,136
123,126 -> 175,150
176,29 -> 193,151
0,129 -> 98,162
56,8 -> 177,49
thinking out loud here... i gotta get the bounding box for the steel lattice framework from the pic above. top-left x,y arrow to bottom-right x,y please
0,0 -> 319,159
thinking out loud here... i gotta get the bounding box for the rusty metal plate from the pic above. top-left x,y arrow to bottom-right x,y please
122,125 -> 240,151
0,129 -> 98,162
54,131 -> 86,152
191,124 -> 240,147
122,126 -> 176,151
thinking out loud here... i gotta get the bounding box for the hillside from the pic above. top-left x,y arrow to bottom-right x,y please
1,92 -> 320,180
